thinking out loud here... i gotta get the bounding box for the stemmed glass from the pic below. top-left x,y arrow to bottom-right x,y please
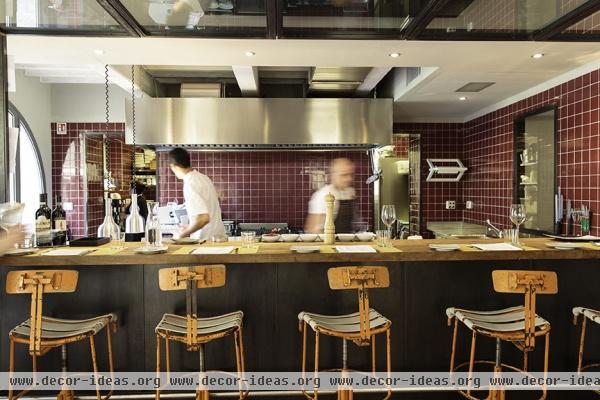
381,205 -> 397,247
509,204 -> 526,246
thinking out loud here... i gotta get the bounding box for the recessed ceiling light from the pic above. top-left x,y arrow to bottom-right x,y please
93,49 -> 104,55
245,51 -> 255,57
389,52 -> 401,58
532,53 -> 544,59
459,96 -> 467,101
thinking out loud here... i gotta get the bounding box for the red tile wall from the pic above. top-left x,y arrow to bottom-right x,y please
394,123 -> 464,237
392,135 -> 409,158
51,122 -> 130,238
157,151 -> 374,231
463,68 -> 600,235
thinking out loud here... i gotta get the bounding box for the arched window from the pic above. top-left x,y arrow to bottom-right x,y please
7,103 -> 46,226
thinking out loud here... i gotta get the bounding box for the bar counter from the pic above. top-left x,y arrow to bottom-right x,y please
2,238 -> 600,266
1,238 -> 600,400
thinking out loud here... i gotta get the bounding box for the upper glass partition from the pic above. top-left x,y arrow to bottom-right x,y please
424,0 -> 590,37
118,0 -> 267,36
281,0 -> 413,37
0,0 -> 125,33
563,9 -> 600,35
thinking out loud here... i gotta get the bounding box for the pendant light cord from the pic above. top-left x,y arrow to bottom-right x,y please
104,64 -> 111,190
131,65 -> 137,194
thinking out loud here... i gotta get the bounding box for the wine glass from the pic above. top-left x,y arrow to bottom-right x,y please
381,205 -> 397,247
509,204 -> 526,245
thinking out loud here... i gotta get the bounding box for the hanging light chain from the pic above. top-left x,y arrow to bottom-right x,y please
104,64 -> 111,188
131,65 -> 137,193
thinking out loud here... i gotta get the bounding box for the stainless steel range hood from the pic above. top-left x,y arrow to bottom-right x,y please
125,97 -> 392,149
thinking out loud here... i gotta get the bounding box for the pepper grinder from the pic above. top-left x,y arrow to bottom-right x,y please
323,192 -> 336,245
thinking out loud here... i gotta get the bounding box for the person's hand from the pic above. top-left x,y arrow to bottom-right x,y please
177,226 -> 190,239
0,226 -> 25,255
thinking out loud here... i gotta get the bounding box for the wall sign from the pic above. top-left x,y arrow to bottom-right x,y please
56,123 -> 67,135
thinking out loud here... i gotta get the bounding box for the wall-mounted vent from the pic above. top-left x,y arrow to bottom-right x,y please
456,82 -> 495,92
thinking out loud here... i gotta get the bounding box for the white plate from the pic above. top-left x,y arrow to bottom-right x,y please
261,234 -> 281,242
171,238 -> 200,245
3,248 -> 37,256
429,244 -> 460,251
291,246 -> 320,253
545,242 -> 581,250
134,246 -> 168,254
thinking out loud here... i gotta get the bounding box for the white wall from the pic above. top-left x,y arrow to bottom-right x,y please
51,83 -> 128,123
8,70 -> 53,198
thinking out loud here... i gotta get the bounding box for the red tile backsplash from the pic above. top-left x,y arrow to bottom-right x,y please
157,151 -> 374,231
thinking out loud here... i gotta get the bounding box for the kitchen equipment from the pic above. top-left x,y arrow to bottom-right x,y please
336,233 -> 356,242
299,234 -> 318,242
69,236 -> 111,247
323,192 -> 335,245
261,234 -> 281,243
375,156 -> 409,231
281,234 -> 299,242
125,190 -> 145,240
356,232 -> 375,241
237,223 -> 288,235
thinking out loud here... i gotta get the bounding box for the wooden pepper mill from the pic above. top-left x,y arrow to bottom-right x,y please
324,192 -> 336,245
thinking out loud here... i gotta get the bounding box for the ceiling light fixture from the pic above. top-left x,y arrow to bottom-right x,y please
532,53 -> 544,59
93,49 -> 104,55
245,51 -> 255,57
389,52 -> 400,58
459,96 -> 467,101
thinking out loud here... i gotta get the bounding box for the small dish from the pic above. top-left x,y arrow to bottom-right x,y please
171,237 -> 200,245
336,233 -> 356,242
299,234 -> 318,242
356,232 -> 376,242
3,248 -> 37,256
281,234 -> 299,242
429,244 -> 460,252
291,246 -> 320,253
261,234 -> 281,243
545,242 -> 581,250
134,246 -> 168,254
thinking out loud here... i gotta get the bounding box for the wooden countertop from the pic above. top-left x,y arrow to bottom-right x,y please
1,238 -> 600,267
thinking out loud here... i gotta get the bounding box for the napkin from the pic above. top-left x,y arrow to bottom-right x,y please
335,246 -> 377,253
191,246 -> 236,255
44,248 -> 96,256
471,243 -> 522,251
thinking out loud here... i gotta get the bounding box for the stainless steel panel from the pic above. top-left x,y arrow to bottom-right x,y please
125,98 -> 392,146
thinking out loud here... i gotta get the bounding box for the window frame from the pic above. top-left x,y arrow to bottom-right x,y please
7,102 -> 47,203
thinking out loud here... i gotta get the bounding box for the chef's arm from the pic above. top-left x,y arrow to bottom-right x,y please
304,213 -> 325,234
179,213 -> 210,238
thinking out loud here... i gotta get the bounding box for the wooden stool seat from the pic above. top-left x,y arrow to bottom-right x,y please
11,314 -> 117,341
573,307 -> 600,324
298,309 -> 390,335
446,306 -> 549,334
155,311 -> 243,338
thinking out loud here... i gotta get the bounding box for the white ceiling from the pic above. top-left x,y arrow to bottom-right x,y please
7,36 -> 600,122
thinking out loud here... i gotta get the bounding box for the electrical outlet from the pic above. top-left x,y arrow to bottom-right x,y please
466,201 -> 473,210
445,200 -> 456,210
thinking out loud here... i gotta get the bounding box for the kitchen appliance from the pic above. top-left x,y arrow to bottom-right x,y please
374,157 -> 409,232
126,98 -> 391,149
237,223 -> 289,236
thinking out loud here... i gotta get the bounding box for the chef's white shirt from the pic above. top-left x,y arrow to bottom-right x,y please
308,184 -> 355,217
183,170 -> 226,241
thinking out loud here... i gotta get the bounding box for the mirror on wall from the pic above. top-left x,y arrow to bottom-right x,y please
513,105 -> 557,235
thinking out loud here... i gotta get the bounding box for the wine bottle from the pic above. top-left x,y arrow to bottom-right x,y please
35,193 -> 53,247
52,195 -> 67,246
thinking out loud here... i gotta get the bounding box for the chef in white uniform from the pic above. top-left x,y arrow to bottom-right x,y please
305,158 -> 356,234
168,147 -> 226,241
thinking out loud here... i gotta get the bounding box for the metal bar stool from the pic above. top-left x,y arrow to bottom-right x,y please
155,265 -> 246,400
298,266 -> 392,400
6,270 -> 118,400
573,306 -> 600,395
446,270 -> 558,400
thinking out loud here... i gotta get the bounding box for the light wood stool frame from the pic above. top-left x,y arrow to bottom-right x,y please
6,270 -> 117,400
573,309 -> 600,395
448,270 -> 557,400
299,266 -> 392,400
155,265 -> 246,400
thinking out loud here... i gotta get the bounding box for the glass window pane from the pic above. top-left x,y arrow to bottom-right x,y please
563,9 -> 600,35
282,0 -> 412,35
18,123 -> 44,226
425,0 -> 590,36
119,0 -> 266,36
1,0 -> 124,32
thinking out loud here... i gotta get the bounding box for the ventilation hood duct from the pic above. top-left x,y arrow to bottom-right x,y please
125,97 -> 392,149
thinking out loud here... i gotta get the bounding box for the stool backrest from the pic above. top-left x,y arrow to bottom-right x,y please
5,270 -> 78,355
158,265 -> 226,349
492,270 -> 557,348
327,266 -> 389,344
